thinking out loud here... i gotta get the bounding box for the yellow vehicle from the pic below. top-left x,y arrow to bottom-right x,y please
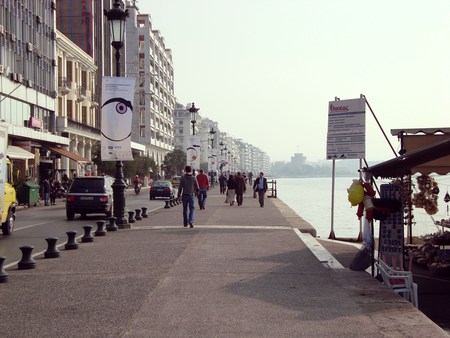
1,157 -> 16,235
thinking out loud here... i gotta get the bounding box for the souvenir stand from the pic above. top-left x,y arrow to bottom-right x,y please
365,130 -> 450,274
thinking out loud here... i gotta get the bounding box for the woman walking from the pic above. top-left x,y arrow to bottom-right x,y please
225,174 -> 236,206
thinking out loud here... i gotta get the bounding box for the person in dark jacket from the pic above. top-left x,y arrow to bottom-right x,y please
235,172 -> 247,206
253,172 -> 268,207
225,174 -> 236,206
177,166 -> 199,228
218,173 -> 227,194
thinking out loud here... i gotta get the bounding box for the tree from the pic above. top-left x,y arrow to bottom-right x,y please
91,143 -> 158,179
163,149 -> 186,176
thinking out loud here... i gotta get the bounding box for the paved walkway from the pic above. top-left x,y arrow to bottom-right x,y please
0,188 -> 447,337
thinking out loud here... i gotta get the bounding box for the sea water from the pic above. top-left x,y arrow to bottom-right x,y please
276,176 -> 450,239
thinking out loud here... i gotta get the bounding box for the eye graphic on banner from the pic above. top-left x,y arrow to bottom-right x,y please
101,97 -> 133,142
187,147 -> 198,161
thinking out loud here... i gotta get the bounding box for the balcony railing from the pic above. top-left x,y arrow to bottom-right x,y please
77,86 -> 87,102
58,77 -> 71,95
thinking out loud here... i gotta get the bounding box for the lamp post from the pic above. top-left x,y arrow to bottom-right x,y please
188,103 -> 199,135
209,127 -> 216,149
104,0 -> 130,229
219,141 -> 224,156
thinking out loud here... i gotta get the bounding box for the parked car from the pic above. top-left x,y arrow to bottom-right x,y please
150,180 -> 175,200
171,176 -> 181,188
65,176 -> 114,220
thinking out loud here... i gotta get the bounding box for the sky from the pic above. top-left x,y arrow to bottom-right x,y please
137,0 -> 449,162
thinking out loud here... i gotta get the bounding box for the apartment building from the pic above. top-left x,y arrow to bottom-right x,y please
125,2 -> 175,170
0,0 -> 82,181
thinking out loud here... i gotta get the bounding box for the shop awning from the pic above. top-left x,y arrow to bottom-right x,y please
366,138 -> 450,178
7,145 -> 35,160
45,145 -> 89,163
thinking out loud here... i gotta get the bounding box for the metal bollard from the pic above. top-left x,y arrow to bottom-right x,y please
107,217 -> 118,232
128,210 -> 136,223
18,246 -> 36,270
164,200 -> 170,209
65,231 -> 79,250
141,207 -> 148,218
94,220 -> 107,236
0,256 -> 9,283
44,237 -> 61,258
81,225 -> 94,243
134,209 -> 143,221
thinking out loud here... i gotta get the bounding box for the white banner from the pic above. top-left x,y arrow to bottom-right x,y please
208,149 -> 218,172
101,76 -> 136,161
186,135 -> 201,170
326,97 -> 366,160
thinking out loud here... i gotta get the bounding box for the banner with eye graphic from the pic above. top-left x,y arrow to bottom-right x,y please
101,76 -> 136,161
186,135 -> 201,170
208,149 -> 217,172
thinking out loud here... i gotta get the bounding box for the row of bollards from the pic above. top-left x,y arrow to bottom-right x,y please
0,206 -> 151,283
164,196 -> 181,209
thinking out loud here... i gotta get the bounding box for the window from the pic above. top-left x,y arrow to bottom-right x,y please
140,126 -> 145,137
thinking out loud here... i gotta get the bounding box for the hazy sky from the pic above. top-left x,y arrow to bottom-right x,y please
138,0 -> 449,162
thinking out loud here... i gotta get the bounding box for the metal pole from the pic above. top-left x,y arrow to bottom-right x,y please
112,44 -> 129,229
329,159 -> 336,239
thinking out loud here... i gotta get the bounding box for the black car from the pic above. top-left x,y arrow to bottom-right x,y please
65,176 -> 114,220
149,180 -> 175,200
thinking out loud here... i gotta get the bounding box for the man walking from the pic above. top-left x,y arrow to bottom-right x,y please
177,166 -> 199,228
196,169 -> 209,210
253,172 -> 268,208
235,172 -> 247,206
218,173 -> 227,194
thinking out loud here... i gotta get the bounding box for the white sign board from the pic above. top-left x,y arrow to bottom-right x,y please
326,98 -> 366,160
186,135 -> 201,170
101,76 -> 136,161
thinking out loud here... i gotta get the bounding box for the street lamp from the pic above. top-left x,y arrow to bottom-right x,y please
219,141 -> 224,156
104,0 -> 130,229
188,103 -> 199,135
209,127 -> 216,149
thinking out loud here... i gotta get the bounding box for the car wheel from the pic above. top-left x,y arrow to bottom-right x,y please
80,213 -> 87,219
66,210 -> 75,220
1,210 -> 15,236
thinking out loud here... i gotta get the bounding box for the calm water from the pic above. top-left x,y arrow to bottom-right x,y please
276,177 -> 450,239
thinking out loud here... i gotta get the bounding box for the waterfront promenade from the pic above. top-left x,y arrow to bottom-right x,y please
0,188 -> 446,337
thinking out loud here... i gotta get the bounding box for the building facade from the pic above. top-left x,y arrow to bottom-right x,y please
126,2 -> 175,170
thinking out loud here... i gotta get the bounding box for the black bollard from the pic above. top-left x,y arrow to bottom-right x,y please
141,207 -> 148,218
44,237 -> 61,258
65,231 -> 79,250
94,220 -> 107,236
164,200 -> 170,209
134,209 -> 142,221
0,256 -> 9,283
81,225 -> 94,243
107,217 -> 118,232
128,210 -> 136,223
18,246 -> 36,270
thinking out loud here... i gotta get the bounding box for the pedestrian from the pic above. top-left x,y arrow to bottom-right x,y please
218,173 -> 227,194
225,174 -> 236,206
177,166 -> 199,228
253,172 -> 268,207
235,172 -> 247,206
196,169 -> 209,210
248,172 -> 253,185
41,178 -> 51,206
49,179 -> 57,205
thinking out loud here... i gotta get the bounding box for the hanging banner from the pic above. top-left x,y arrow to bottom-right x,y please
326,97 -> 365,160
186,135 -> 201,170
208,149 -> 218,172
101,76 -> 135,161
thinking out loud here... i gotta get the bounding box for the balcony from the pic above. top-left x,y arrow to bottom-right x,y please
58,77 -> 72,95
77,86 -> 87,102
